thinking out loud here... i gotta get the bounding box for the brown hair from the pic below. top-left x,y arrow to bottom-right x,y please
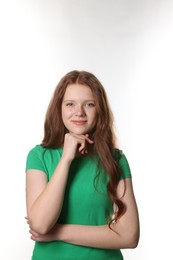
41,70 -> 126,224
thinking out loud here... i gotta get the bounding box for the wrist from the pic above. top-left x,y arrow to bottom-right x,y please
55,224 -> 67,241
60,156 -> 73,165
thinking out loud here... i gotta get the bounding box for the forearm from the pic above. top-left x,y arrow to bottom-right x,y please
27,157 -> 71,234
56,181 -> 140,250
59,224 -> 120,249
56,223 -> 139,249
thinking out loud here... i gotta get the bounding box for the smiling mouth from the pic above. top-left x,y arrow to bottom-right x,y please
71,120 -> 87,125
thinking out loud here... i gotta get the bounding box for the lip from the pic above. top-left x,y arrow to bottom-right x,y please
71,120 -> 87,125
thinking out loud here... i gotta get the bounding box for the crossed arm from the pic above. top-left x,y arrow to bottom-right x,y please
26,133 -> 139,249
26,168 -> 139,249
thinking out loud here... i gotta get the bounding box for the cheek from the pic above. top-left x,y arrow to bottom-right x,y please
62,109 -> 73,121
90,111 -> 97,123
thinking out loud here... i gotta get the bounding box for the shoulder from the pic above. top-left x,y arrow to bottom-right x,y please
112,148 -> 123,161
27,144 -> 46,156
113,149 -> 132,179
27,145 -> 62,158
26,145 -> 62,172
26,145 -> 47,172
113,149 -> 127,164
26,145 -> 47,162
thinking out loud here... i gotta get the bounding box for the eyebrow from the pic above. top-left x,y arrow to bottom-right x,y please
63,99 -> 95,102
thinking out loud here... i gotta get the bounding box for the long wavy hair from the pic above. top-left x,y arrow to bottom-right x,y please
41,70 -> 126,225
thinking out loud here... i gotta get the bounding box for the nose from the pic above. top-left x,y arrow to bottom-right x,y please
75,104 -> 86,117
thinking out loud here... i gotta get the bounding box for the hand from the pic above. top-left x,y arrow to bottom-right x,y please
77,134 -> 94,154
29,226 -> 58,242
62,133 -> 94,161
25,216 -> 60,242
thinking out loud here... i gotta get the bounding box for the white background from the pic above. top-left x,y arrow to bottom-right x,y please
0,0 -> 173,259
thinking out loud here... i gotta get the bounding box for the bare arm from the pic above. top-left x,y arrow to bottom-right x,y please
26,133 -> 93,235
26,156 -> 71,235
29,178 -> 140,249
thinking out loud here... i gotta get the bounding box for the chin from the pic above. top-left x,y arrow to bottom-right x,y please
70,128 -> 88,135
73,131 -> 87,135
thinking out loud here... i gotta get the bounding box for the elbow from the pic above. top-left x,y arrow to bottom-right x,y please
128,236 -> 139,249
117,227 -> 140,249
127,230 -> 140,249
27,215 -> 52,235
30,221 -> 50,235
32,224 -> 50,235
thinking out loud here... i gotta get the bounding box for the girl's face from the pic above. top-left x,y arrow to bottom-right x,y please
61,83 -> 97,135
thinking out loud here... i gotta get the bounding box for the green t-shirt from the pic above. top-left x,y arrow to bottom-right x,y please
26,145 -> 131,260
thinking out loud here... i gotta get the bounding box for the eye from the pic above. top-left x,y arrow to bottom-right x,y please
85,102 -> 95,107
65,102 -> 74,107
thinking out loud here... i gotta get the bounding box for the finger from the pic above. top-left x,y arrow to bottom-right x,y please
30,235 -> 38,241
84,135 -> 94,144
78,142 -> 86,153
29,229 -> 40,237
25,216 -> 31,225
79,147 -> 89,155
71,133 -> 93,143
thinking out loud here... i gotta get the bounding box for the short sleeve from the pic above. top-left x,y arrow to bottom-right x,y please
118,152 -> 132,179
25,145 -> 47,173
113,149 -> 132,179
